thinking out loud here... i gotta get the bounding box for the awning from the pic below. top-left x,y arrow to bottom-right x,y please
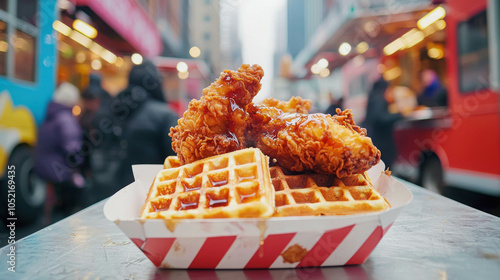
74,0 -> 162,56
154,57 -> 211,80
292,0 -> 433,78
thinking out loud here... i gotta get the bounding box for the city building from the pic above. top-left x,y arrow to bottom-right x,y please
219,0 -> 242,71
188,0 -> 221,76
286,0 -> 332,59
272,0 -> 337,111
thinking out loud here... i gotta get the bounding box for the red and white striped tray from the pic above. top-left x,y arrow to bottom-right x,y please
104,162 -> 412,269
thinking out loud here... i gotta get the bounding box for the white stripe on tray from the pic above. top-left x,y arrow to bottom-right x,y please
216,235 -> 263,269
322,221 -> 378,265
161,237 -> 206,268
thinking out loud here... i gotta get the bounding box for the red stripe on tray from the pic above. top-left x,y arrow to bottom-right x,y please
244,233 -> 296,269
130,238 -> 144,249
189,236 -> 237,269
345,226 -> 383,265
297,225 -> 355,267
142,237 -> 176,267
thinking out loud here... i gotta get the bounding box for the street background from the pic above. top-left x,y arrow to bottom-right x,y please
1,0 -> 499,246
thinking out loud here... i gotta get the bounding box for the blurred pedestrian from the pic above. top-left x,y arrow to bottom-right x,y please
79,74 -> 110,176
34,82 -> 85,224
324,93 -> 343,115
363,78 -> 405,170
85,94 -> 123,202
112,59 -> 178,189
80,74 -> 111,134
77,74 -> 114,205
417,69 -> 447,107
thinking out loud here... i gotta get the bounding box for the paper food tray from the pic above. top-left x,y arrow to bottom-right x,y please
104,161 -> 412,269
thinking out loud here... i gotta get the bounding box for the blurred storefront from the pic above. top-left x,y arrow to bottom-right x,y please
59,0 -> 205,111
287,0 -> 500,196
287,0 -> 436,119
57,0 -> 163,95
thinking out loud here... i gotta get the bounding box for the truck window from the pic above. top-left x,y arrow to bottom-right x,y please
0,0 -> 38,82
13,29 -> 35,81
457,10 -> 489,93
0,20 -> 6,76
17,0 -> 38,27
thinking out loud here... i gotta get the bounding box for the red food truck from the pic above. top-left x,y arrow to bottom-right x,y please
392,0 -> 500,196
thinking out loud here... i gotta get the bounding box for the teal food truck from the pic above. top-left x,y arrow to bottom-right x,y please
1,0 -> 58,223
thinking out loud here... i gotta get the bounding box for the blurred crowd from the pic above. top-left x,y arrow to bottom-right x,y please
34,60 -> 178,224
326,69 -> 447,170
368,69 -> 445,169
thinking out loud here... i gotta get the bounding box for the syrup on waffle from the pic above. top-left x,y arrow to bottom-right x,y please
270,166 -> 390,216
141,148 -> 275,219
164,156 -> 181,169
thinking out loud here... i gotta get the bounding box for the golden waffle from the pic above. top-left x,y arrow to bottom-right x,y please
141,148 -> 275,219
270,166 -> 390,216
164,156 -> 181,169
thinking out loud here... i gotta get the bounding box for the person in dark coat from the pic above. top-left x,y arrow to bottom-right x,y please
83,74 -> 112,102
34,82 -> 85,223
84,91 -> 124,202
363,79 -> 404,170
112,59 -> 178,189
80,74 -> 111,135
324,95 -> 343,116
417,69 -> 447,107
79,74 -> 111,178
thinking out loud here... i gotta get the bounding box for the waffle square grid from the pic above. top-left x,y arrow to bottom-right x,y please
141,148 -> 275,219
270,166 -> 390,216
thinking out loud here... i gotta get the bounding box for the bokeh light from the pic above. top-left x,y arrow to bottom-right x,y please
131,53 -> 143,65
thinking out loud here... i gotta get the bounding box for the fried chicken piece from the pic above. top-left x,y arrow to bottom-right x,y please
247,105 -> 380,177
169,64 -> 264,165
259,96 -> 312,114
170,63 -> 379,177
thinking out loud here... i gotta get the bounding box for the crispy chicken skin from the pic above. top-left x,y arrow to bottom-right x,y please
259,96 -> 312,114
169,64 -> 264,165
246,105 -> 381,177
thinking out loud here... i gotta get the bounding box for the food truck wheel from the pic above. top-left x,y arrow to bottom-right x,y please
420,156 -> 445,194
0,146 -> 46,225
